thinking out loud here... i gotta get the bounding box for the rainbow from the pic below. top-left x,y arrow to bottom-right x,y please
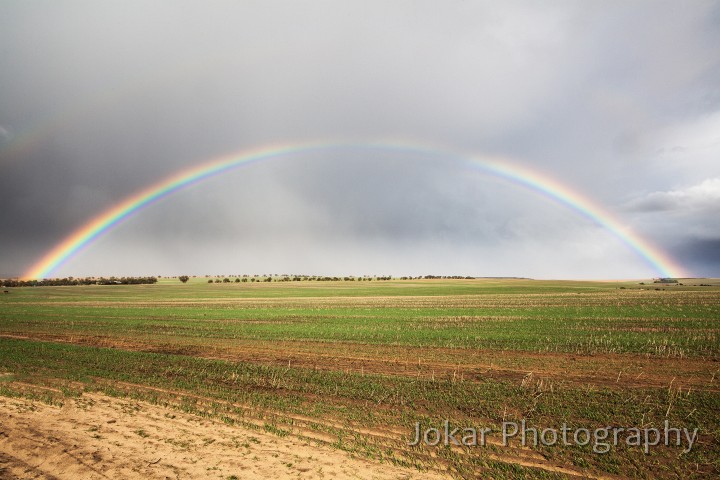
22,141 -> 687,280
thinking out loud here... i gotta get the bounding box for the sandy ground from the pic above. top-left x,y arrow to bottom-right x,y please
0,393 -> 448,480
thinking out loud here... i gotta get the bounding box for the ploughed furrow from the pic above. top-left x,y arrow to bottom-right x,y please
1,333 -> 716,392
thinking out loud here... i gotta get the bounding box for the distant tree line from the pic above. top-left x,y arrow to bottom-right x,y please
2,274 -> 481,288
1,276 -> 158,287
200,274 -> 478,283
203,275 -> 395,283
416,275 -> 475,280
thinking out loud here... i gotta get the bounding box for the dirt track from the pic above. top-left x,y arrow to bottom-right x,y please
0,393 -> 448,480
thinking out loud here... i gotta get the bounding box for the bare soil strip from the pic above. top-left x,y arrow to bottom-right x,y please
0,393 -> 449,480
1,380 -> 614,480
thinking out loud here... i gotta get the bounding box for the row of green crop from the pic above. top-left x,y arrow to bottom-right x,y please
1,300 -> 717,356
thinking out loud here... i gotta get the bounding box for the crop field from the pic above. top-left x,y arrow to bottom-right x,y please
0,278 -> 718,479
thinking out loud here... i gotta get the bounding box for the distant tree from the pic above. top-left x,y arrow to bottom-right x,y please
178,275 -> 190,283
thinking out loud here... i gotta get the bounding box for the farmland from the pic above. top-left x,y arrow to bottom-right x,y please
0,278 -> 718,479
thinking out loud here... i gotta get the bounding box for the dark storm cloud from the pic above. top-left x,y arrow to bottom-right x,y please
671,238 -> 720,278
622,176 -> 720,277
1,1 -> 719,278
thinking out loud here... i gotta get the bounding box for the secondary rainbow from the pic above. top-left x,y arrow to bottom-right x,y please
22,141 -> 687,280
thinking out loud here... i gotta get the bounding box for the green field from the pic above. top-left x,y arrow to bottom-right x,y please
1,278 -> 718,478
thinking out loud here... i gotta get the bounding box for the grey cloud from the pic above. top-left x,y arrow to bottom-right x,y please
626,178 -> 720,212
1,1 -> 719,278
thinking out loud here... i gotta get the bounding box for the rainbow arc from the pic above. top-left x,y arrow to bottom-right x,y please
22,142 -> 686,280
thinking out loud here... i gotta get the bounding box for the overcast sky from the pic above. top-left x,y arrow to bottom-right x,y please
1,0 -> 718,279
